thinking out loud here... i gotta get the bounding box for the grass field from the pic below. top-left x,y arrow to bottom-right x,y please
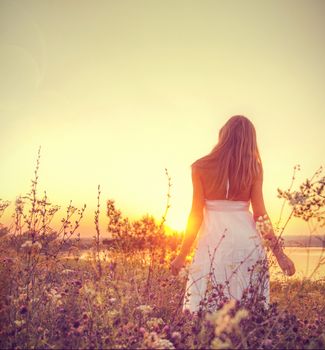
0,242 -> 324,350
0,155 -> 324,349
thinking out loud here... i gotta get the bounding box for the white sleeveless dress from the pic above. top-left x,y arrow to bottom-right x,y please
182,179 -> 270,313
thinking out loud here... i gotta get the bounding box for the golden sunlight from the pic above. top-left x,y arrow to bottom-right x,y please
1,2 -> 324,350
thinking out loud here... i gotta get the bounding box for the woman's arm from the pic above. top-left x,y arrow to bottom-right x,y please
178,210 -> 204,259
170,166 -> 205,275
251,167 -> 295,276
251,167 -> 284,257
178,166 -> 205,258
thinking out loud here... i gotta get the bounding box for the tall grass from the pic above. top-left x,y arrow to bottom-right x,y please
0,147 -> 324,349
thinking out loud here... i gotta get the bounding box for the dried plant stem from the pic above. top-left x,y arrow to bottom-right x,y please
145,168 -> 172,298
93,184 -> 102,279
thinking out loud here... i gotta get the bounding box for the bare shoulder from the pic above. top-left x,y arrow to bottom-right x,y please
191,162 -> 199,171
191,157 -> 201,169
191,163 -> 201,178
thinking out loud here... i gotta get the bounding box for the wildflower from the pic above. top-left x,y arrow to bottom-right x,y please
135,304 -> 153,315
47,288 -> 62,306
107,287 -> 115,295
72,279 -> 82,288
162,325 -> 170,333
289,192 -> 306,206
146,317 -> 164,330
206,299 -> 248,338
33,242 -> 43,250
255,216 -> 273,238
107,310 -> 119,319
139,327 -> 146,335
183,308 -> 192,317
18,293 -> 27,302
211,337 -> 232,349
19,305 -> 28,315
171,331 -> 181,341
82,283 -> 97,297
233,309 -> 249,324
14,320 -> 26,327
143,331 -> 175,349
21,240 -> 42,253
21,240 -> 33,249
153,338 -> 175,349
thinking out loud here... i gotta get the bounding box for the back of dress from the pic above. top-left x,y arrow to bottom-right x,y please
182,174 -> 270,313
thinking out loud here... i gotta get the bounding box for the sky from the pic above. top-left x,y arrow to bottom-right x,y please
0,0 -> 324,238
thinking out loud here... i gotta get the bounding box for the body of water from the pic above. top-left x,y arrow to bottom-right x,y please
269,247 -> 324,281
73,247 -> 324,281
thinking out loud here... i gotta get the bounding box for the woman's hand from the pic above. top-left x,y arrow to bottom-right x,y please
276,253 -> 296,276
170,255 -> 186,276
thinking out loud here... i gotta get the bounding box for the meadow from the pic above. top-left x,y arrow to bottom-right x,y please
0,149 -> 324,349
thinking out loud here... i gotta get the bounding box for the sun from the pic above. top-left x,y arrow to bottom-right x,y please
163,215 -> 186,235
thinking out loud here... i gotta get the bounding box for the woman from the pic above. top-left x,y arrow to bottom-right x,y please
170,115 -> 295,313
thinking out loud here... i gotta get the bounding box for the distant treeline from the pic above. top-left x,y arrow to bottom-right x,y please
282,235 -> 324,247
77,234 -> 325,249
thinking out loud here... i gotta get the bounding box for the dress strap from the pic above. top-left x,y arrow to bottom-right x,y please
226,178 -> 229,199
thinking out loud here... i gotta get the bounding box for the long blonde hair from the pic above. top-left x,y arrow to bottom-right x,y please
192,115 -> 262,198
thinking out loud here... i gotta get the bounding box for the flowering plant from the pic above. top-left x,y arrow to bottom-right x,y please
256,215 -> 284,251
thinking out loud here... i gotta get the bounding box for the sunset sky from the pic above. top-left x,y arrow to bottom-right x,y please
1,0 -> 324,238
